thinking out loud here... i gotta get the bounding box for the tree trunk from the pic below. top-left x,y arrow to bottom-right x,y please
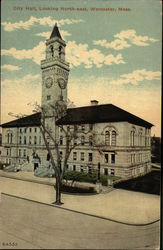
54,178 -> 63,205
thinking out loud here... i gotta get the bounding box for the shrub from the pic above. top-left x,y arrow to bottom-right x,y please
63,170 -> 98,184
100,175 -> 108,186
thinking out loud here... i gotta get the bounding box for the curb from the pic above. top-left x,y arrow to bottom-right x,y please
1,192 -> 160,227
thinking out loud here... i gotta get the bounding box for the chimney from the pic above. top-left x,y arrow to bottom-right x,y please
90,100 -> 98,106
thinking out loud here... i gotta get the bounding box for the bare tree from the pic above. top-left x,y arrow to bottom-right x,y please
32,99 -> 92,205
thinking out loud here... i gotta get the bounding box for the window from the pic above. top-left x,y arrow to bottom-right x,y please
29,128 -> 32,133
47,153 -> 50,161
19,149 -> 21,157
88,153 -> 93,162
24,136 -> 26,145
10,134 -> 13,144
20,128 -> 22,133
29,136 -> 32,144
111,169 -> 115,176
80,166 -> 84,172
89,124 -> 93,131
111,131 -> 116,146
59,45 -> 62,58
73,165 -> 76,171
111,154 -> 115,164
130,129 -> 136,146
35,128 -> 37,133
104,154 -> 109,163
60,136 -> 63,145
47,95 -> 51,100
104,168 -> 108,175
7,149 -> 9,156
19,136 -> 22,144
74,138 -> 77,146
24,128 -> 27,133
105,131 -> 110,145
81,124 -> 85,132
34,136 -> 37,145
81,152 -> 84,161
66,164 -> 69,170
73,152 -> 77,161
24,150 -> 26,157
60,151 -> 63,158
89,136 -> 93,146
7,134 -> 10,144
81,136 -> 85,146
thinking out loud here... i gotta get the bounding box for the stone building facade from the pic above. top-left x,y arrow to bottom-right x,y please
0,24 -> 153,179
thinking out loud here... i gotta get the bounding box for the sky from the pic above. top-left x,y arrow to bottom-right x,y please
1,0 -> 162,136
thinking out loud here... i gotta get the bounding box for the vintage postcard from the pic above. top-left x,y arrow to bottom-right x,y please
0,0 -> 162,249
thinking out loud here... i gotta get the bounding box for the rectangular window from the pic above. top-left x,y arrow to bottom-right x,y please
81,124 -> 85,132
24,150 -> 26,157
81,152 -> 84,161
74,138 -> 77,146
89,124 -> 93,131
73,165 -> 76,171
73,152 -> 77,161
47,95 -> 51,100
29,136 -> 32,144
19,128 -> 22,133
104,154 -> 109,163
7,149 -> 9,156
19,149 -> 21,157
35,128 -> 37,133
111,154 -> 115,164
29,128 -> 32,133
60,136 -> 63,145
24,136 -> 26,145
89,136 -> 93,146
104,168 -> 108,175
80,166 -> 84,172
34,136 -> 37,145
111,169 -> 115,176
81,136 -> 85,146
24,128 -> 27,133
88,153 -> 93,162
60,151 -> 63,158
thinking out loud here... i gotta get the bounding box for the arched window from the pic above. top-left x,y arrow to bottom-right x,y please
105,131 -> 110,145
89,135 -> 93,146
60,136 -> 63,145
130,128 -> 135,146
111,131 -> 116,146
59,45 -> 62,58
50,45 -> 54,57
81,136 -> 85,146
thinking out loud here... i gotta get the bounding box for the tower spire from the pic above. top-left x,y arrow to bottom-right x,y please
50,23 -> 62,39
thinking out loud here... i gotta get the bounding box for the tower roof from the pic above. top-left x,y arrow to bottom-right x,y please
50,23 -> 62,39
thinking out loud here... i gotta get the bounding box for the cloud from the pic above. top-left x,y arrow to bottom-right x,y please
93,29 -> 158,50
110,69 -> 161,85
66,41 -> 125,68
68,76 -> 161,136
36,29 -> 71,40
2,16 -> 84,31
2,40 -> 125,68
2,64 -> 21,71
1,74 -> 41,123
1,41 -> 45,65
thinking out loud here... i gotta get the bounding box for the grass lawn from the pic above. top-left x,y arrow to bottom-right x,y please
114,170 -> 160,195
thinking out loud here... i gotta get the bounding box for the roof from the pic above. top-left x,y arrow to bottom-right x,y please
50,23 -> 62,39
1,104 -> 153,129
56,104 -> 153,128
1,113 -> 41,128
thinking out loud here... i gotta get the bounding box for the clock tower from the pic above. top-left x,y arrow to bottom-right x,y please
41,23 -> 70,117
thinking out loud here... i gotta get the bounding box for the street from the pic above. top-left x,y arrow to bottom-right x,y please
0,194 -> 160,249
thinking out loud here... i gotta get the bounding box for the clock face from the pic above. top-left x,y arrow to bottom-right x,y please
45,77 -> 53,88
57,78 -> 67,89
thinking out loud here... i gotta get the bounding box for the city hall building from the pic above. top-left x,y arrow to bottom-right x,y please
0,24 -> 153,179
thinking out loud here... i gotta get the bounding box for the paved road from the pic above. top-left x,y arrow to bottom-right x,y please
0,194 -> 160,249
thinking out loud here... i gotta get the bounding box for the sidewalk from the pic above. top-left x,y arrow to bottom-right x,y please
0,170 -> 160,226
